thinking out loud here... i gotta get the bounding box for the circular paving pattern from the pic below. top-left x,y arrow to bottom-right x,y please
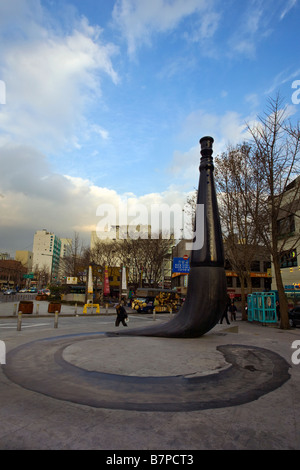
3,333 -> 291,412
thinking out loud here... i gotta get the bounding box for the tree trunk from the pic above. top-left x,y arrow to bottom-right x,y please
273,256 -> 289,329
240,277 -> 247,321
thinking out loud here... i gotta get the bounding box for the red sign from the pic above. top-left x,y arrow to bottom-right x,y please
183,255 -> 189,260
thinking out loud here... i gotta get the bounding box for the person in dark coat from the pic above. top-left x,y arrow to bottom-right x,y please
220,297 -> 230,325
229,301 -> 237,321
115,304 -> 128,327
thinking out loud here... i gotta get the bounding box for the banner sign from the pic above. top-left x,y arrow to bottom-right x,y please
122,266 -> 127,291
104,265 -> 110,295
87,266 -> 93,294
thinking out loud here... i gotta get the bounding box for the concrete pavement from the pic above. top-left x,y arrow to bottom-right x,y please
0,298 -> 300,450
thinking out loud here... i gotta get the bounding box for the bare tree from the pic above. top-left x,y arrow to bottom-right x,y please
59,232 -> 86,280
215,143 -> 263,319
33,264 -> 51,289
245,95 -> 300,329
216,95 -> 300,329
91,233 -> 174,290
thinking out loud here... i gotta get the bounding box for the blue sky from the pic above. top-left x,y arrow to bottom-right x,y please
0,0 -> 300,255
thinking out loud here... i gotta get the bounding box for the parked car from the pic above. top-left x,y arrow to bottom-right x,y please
27,288 -> 38,293
3,289 -> 17,295
19,288 -> 27,293
38,289 -> 51,296
131,297 -> 155,313
288,306 -> 300,327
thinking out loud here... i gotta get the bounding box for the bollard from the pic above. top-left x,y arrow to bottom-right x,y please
13,303 -> 17,316
54,311 -> 59,328
75,303 -> 77,314
36,303 -> 39,315
17,311 -> 22,331
153,308 -> 156,321
105,303 -> 108,313
169,307 -> 172,317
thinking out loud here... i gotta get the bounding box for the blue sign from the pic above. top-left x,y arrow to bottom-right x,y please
172,257 -> 190,273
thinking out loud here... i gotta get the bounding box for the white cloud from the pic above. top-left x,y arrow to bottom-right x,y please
0,143 -> 191,254
225,0 -> 287,59
180,109 -> 249,147
0,1 -> 119,153
112,0 -> 208,57
265,67 -> 300,95
280,0 -> 298,20
184,10 -> 220,43
91,124 -> 110,140
168,109 -> 251,182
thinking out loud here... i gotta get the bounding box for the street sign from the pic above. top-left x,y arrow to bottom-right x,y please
23,274 -> 34,279
172,257 -> 190,274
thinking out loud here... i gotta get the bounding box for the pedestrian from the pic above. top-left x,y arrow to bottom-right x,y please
220,300 -> 230,325
115,303 -> 128,327
229,302 -> 237,321
276,300 -> 280,321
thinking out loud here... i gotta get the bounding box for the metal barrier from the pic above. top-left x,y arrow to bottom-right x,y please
247,292 -> 277,323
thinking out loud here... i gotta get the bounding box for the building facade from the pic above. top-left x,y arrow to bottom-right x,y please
32,229 -> 61,282
15,250 -> 33,272
172,239 -> 271,298
271,176 -> 300,304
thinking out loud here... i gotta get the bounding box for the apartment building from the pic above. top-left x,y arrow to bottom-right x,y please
32,229 -> 61,281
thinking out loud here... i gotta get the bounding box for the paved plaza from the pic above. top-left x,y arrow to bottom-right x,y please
0,299 -> 299,450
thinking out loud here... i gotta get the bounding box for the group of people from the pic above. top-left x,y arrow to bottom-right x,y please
220,298 -> 237,325
116,296 -> 281,327
220,298 -> 281,324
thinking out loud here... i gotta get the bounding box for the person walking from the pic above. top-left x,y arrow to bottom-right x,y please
220,299 -> 230,325
115,303 -> 128,327
229,301 -> 237,321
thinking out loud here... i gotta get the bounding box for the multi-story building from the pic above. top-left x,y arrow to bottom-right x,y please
90,225 -> 151,249
0,252 -> 12,260
60,238 -> 72,258
58,238 -> 72,282
271,176 -> 300,305
32,229 -> 61,282
15,250 -> 33,272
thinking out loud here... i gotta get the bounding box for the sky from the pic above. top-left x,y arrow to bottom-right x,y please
0,0 -> 300,256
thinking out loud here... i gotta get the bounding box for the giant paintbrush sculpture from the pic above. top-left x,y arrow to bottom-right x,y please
118,136 -> 227,338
